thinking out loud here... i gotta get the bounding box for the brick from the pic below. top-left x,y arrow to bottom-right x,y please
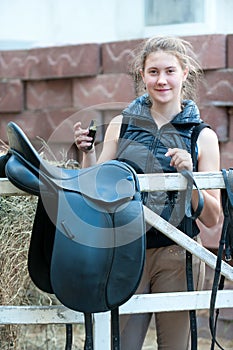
229,107 -> 233,139
0,44 -> 100,80
0,108 -> 104,164
26,79 -> 72,110
73,73 -> 135,109
0,108 -> 102,144
199,69 -> 233,105
102,35 -> 226,74
0,79 -> 23,112
0,111 -> 80,162
200,106 -> 228,142
102,39 -> 142,74
227,34 -> 233,68
182,34 -> 226,70
0,113 -> 20,142
0,50 -> 27,79
220,141 -> 233,169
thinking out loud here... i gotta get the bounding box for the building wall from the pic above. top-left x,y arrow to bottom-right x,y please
0,0 -> 144,49
1,0 -> 233,50
0,33 -> 233,248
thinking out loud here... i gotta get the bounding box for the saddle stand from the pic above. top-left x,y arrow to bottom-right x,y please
3,122 -> 146,350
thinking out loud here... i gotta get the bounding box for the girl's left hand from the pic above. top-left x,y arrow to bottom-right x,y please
165,148 -> 193,171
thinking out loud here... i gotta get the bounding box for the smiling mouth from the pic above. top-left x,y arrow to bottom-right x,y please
156,89 -> 171,92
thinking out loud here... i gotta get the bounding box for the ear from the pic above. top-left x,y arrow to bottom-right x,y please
139,68 -> 145,83
183,66 -> 189,82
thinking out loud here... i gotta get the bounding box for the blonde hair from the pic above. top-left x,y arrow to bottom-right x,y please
129,36 -> 203,102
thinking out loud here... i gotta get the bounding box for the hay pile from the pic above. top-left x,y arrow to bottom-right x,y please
0,194 -> 38,349
0,147 -> 84,349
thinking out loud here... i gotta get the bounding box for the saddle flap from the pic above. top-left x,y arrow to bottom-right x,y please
50,189 -> 145,313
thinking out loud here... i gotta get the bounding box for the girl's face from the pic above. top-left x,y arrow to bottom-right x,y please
140,51 -> 189,108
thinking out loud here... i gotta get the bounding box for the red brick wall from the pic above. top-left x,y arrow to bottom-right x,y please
0,34 -> 233,248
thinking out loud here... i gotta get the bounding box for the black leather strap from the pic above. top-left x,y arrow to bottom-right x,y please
111,308 -> 120,350
186,222 -> 197,350
210,275 -> 225,350
181,169 -> 204,350
83,307 -> 121,350
209,168 -> 233,350
83,309 -> 121,350
223,168 -> 233,206
223,168 -> 233,261
65,324 -> 73,350
84,313 -> 94,350
209,213 -> 226,350
181,169 -> 204,220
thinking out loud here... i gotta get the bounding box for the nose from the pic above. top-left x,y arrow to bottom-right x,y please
157,72 -> 167,85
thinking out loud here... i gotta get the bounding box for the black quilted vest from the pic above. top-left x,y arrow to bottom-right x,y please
116,94 -> 203,248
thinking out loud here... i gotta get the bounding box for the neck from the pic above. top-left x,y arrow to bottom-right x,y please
150,102 -> 182,128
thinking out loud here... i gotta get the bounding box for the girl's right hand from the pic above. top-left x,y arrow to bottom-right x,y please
74,122 -> 95,153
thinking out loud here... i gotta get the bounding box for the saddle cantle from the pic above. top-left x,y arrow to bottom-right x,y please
4,122 -> 146,337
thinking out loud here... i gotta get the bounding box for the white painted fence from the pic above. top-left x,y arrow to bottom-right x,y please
0,172 -> 233,349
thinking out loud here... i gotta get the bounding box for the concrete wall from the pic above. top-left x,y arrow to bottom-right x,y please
0,33 -> 233,248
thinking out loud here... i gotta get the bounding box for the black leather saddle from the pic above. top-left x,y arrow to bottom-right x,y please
3,122 -> 146,350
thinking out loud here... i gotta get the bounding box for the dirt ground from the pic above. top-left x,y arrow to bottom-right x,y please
11,320 -> 233,350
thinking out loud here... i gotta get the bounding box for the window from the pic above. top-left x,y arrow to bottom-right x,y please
145,0 -> 204,26
144,0 -> 216,36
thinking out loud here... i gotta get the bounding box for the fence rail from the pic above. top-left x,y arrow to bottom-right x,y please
1,172 -> 233,349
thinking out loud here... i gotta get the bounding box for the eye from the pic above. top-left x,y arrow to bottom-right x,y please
167,68 -> 176,74
149,69 -> 158,75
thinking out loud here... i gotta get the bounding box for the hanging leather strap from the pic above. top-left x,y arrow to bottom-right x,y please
111,308 -> 120,350
209,207 -> 226,350
83,309 -> 121,350
181,169 -> 204,220
181,169 -> 205,350
209,168 -> 233,350
65,324 -> 73,350
186,248 -> 197,350
84,313 -> 94,350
